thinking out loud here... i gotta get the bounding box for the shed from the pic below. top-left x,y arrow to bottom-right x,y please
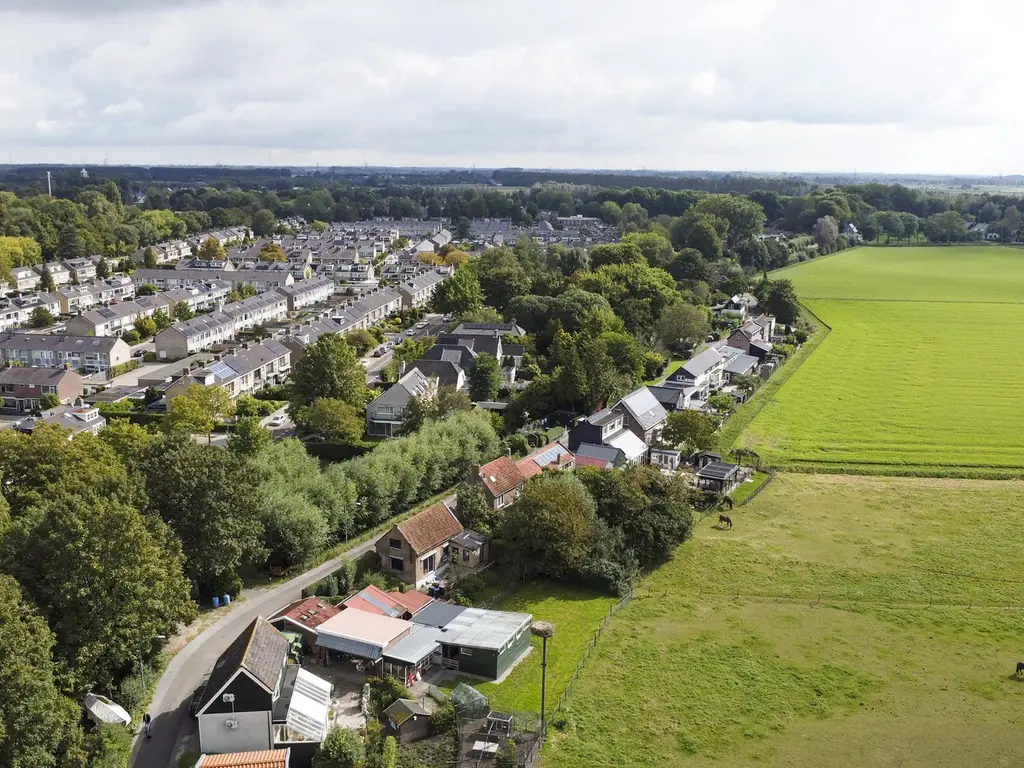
315,608 -> 412,664
437,608 -> 532,680
382,625 -> 445,683
696,461 -> 740,493
384,698 -> 431,743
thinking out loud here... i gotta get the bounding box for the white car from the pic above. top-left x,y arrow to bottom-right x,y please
268,415 -> 285,428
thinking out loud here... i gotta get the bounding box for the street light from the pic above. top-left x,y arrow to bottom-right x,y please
137,635 -> 167,692
530,621 -> 555,735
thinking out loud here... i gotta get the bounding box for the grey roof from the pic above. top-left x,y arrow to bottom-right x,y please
384,698 -> 430,720
282,319 -> 345,348
398,269 -> 448,294
452,322 -> 526,337
276,276 -> 335,297
0,367 -> 77,386
382,626 -> 444,665
618,387 -> 667,432
724,353 -> 759,375
585,408 -> 620,427
0,332 -> 123,354
408,359 -> 462,389
647,385 -> 692,411
422,344 -> 476,368
314,633 -> 385,660
680,348 -> 723,378
697,461 -> 740,480
410,602 -> 467,630
221,340 -> 290,377
77,301 -> 146,323
573,442 -> 623,464
438,607 -> 531,651
450,529 -> 487,551
750,340 -> 773,353
199,617 -> 287,711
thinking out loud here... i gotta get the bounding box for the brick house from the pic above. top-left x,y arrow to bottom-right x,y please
376,502 -> 468,587
474,455 -> 526,510
0,367 -> 84,412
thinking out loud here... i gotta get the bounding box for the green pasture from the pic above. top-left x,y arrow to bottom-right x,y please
737,246 -> 1024,475
543,474 -> 1024,768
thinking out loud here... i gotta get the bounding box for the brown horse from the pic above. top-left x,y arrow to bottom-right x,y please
718,514 -> 733,529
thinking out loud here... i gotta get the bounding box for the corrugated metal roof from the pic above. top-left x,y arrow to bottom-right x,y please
314,633 -> 384,660
383,625 -> 444,665
439,608 -> 531,651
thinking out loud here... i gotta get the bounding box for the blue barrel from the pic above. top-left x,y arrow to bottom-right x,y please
212,596 -> 220,608
222,594 -> 231,606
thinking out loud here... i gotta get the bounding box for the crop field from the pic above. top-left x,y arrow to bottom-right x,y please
735,246 -> 1024,475
543,474 -> 1024,768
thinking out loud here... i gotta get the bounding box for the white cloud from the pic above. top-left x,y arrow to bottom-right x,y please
2,0 -> 1024,172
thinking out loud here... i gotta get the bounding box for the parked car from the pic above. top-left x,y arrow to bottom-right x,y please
189,673 -> 211,717
268,415 -> 285,428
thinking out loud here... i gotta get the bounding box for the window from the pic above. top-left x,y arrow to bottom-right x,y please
390,557 -> 404,572
389,538 -> 402,550
460,647 -> 473,656
422,554 -> 435,573
463,549 -> 470,562
450,547 -> 459,560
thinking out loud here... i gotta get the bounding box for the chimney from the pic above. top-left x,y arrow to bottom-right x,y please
399,361 -> 406,376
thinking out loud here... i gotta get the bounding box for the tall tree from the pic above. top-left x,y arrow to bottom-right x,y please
198,237 -> 226,260
655,303 -> 710,351
662,409 -> 719,452
228,416 -> 271,456
289,334 -> 369,411
0,575 -> 86,768
56,226 -> 86,261
251,209 -> 277,237
468,353 -> 502,401
143,246 -> 158,269
430,267 -> 484,317
296,398 -> 364,444
143,437 -> 265,595
258,242 -> 286,261
498,473 -> 596,581
38,263 -> 55,292
812,215 -> 840,253
764,279 -> 801,326
4,495 -> 195,693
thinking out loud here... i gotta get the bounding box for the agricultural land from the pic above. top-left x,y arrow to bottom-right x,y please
543,474 -> 1024,768
735,246 -> 1024,475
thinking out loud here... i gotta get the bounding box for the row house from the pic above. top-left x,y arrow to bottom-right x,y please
275,277 -> 336,312
396,268 -> 449,309
0,293 -> 63,331
132,239 -> 194,265
154,292 -> 288,360
66,301 -> 159,337
279,318 -> 348,364
57,277 -> 136,315
0,367 -> 84,412
62,258 -> 97,283
9,267 -> 41,293
315,260 -> 375,284
0,333 -> 131,375
331,287 -> 403,331
156,281 -> 231,314
33,262 -> 71,287
165,340 -> 291,401
132,267 -> 294,294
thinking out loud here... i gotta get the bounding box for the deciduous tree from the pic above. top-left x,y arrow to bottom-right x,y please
663,409 -> 719,452
430,266 -> 484,317
228,416 -> 271,456
289,334 -> 369,411
655,303 -> 710,351
468,352 -> 501,401
297,398 -> 364,444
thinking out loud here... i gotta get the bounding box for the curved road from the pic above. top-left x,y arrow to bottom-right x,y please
130,536 -> 380,768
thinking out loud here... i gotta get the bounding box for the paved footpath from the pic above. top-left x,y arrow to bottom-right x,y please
129,536 -> 379,768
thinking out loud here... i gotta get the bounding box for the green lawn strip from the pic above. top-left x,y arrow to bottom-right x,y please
438,581 -> 617,716
715,307 -> 830,454
730,470 -> 770,505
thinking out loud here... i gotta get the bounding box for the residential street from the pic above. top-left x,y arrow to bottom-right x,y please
129,535 -> 380,768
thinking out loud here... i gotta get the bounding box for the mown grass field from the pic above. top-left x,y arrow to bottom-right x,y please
736,246 -> 1024,475
543,474 -> 1024,768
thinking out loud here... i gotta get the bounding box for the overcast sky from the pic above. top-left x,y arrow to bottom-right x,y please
1,0 -> 1021,174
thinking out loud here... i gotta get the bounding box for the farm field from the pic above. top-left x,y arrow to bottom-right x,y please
542,474 -> 1024,768
735,246 -> 1024,475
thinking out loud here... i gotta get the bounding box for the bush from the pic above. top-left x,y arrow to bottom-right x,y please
143,351 -> 157,363
109,359 -> 141,378
793,328 -> 809,344
429,700 -> 456,735
85,724 -> 133,768
334,558 -> 357,594
505,434 -> 530,457
367,676 -> 411,716
121,329 -> 141,345
117,672 -> 147,713
39,392 -> 60,410
358,570 -> 394,591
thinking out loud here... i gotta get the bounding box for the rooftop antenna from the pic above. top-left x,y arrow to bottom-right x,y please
47,171 -> 52,197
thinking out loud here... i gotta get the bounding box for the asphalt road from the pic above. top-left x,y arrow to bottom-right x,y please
129,535 -> 380,768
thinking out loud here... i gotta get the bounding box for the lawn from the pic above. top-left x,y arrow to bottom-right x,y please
543,474 -> 1024,768
735,246 -> 1024,475
440,581 -> 617,716
729,470 -> 770,505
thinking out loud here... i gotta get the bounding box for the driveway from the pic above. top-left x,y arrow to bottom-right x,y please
130,536 -> 381,768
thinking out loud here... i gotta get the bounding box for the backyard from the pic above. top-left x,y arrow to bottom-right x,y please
440,581 -> 618,716
542,473 -> 1024,768
734,246 -> 1024,475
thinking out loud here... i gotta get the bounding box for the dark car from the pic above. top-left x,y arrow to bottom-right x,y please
188,673 -> 211,717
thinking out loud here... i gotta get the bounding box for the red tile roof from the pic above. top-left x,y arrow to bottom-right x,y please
272,597 -> 341,631
396,502 -> 463,554
392,588 -> 434,614
516,443 -> 575,480
574,454 -> 613,470
198,749 -> 290,768
477,455 -> 525,497
342,584 -> 435,617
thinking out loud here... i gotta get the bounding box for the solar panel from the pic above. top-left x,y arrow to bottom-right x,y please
532,445 -> 564,467
207,361 -> 236,380
698,462 -> 738,480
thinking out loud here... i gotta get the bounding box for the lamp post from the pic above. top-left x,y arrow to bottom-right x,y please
530,621 -> 555,735
138,635 -> 167,691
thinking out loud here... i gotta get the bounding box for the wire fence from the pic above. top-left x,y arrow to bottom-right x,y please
739,468 -> 776,506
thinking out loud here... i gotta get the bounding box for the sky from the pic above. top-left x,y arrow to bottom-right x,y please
1,0 -> 1022,174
